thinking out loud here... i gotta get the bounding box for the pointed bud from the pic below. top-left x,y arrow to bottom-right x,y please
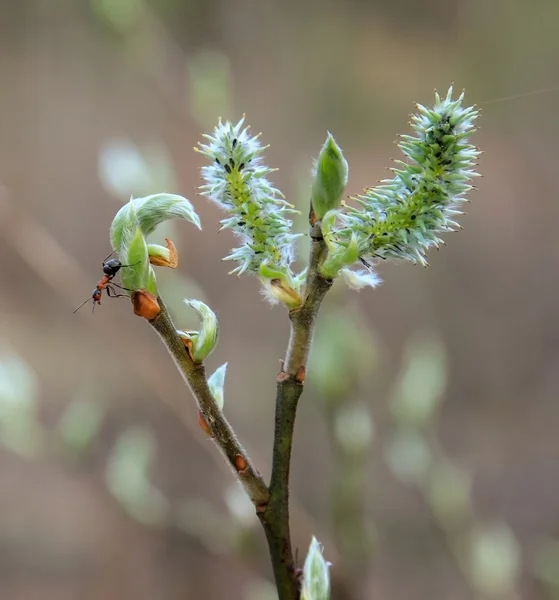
148,238 -> 178,268
182,300 -> 219,363
208,362 -> 227,410
310,133 -> 348,221
132,290 -> 161,320
301,537 -> 331,600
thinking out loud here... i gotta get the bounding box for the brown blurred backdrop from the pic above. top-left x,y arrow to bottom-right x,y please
0,1 -> 558,599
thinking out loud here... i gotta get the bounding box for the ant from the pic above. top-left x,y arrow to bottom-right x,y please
73,252 -> 136,314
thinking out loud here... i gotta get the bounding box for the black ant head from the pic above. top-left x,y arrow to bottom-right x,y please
92,289 -> 102,302
103,258 -> 122,277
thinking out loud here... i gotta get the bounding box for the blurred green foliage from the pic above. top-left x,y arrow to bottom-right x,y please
0,350 -> 45,458
105,426 -> 169,526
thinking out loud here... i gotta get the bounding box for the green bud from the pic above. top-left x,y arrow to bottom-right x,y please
301,537 -> 331,600
182,299 -> 219,363
310,133 -> 348,221
208,362 -> 227,410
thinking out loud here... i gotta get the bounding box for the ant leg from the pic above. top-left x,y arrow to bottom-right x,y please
106,285 -> 129,299
118,261 -> 141,268
110,282 -> 133,292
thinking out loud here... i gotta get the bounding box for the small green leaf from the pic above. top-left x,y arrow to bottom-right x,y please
208,362 -> 227,410
122,223 -> 151,292
320,232 -> 359,279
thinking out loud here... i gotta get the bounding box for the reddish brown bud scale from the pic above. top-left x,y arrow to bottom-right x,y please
149,238 -> 179,268
234,453 -> 248,473
181,337 -> 194,360
198,411 -> 213,437
132,290 -> 161,320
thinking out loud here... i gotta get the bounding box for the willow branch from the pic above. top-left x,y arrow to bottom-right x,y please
148,296 -> 270,507
257,221 -> 333,600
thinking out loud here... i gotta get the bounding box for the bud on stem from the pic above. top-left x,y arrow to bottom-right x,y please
310,133 -> 348,222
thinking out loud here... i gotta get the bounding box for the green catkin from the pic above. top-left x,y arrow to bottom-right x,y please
332,87 -> 480,272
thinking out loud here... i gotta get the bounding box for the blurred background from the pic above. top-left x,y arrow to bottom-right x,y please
1,0 -> 558,598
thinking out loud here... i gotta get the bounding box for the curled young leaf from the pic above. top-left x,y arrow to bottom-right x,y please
111,193 -> 200,253
182,299 -> 219,363
110,195 -> 199,295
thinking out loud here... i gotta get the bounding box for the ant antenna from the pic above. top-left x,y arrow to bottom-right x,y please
101,251 -> 114,264
73,297 -> 92,314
